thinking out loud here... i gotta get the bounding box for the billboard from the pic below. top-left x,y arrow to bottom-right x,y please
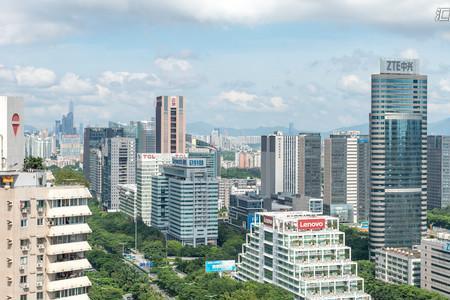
205,260 -> 236,273
380,59 -> 418,75
298,218 -> 326,231
263,215 -> 273,227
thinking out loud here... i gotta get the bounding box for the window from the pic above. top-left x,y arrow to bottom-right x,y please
20,295 -> 27,300
20,219 -> 28,228
20,256 -> 27,265
37,200 -> 45,208
37,255 -> 44,263
20,275 -> 27,283
36,273 -> 43,283
37,218 -> 43,226
20,239 -> 28,247
37,292 -> 43,300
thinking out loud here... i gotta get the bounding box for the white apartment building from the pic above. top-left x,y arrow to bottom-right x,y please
0,171 -> 92,300
420,231 -> 450,297
374,247 -> 421,287
136,153 -> 185,226
236,211 -> 371,300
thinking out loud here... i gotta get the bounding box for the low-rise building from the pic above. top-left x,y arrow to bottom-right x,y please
236,211 -> 371,300
374,247 -> 421,287
229,193 -> 263,230
420,231 -> 450,297
118,184 -> 137,219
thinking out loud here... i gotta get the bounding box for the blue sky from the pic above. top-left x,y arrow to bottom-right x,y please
1,0 -> 450,131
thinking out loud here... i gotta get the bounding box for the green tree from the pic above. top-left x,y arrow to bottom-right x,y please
167,240 -> 183,256
52,166 -> 89,186
23,156 -> 44,170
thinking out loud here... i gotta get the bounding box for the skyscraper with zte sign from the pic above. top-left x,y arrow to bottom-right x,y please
236,211 -> 371,299
369,59 -> 427,257
155,96 -> 186,154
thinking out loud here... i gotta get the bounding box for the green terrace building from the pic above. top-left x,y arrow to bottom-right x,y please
151,158 -> 219,246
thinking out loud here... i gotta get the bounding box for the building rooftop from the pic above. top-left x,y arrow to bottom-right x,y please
381,247 -> 421,258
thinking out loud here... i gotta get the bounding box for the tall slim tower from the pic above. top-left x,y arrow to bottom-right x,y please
298,132 -> 321,198
369,59 -> 427,256
0,96 -> 24,171
155,96 -> 186,153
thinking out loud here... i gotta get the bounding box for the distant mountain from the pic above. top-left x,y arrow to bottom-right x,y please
188,118 -> 450,138
429,118 -> 450,135
322,123 -> 369,138
24,124 -> 38,133
187,121 -> 297,136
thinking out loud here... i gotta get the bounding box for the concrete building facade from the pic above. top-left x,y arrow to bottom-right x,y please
0,171 -> 92,300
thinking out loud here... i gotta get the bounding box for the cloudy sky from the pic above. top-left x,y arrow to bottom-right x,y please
1,0 -> 450,131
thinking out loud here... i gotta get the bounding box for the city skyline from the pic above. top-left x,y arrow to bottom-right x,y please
1,2 -> 450,131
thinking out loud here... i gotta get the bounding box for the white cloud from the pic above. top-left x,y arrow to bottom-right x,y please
400,48 -> 419,59
154,57 -> 192,72
0,0 -> 445,46
50,73 -> 95,94
98,71 -> 161,86
217,90 -> 287,112
440,78 -> 450,92
14,66 -> 56,87
339,74 -> 370,94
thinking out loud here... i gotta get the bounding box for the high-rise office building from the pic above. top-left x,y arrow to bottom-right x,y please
101,137 -> 136,211
89,148 -> 103,200
155,96 -> 186,153
324,131 -> 368,223
0,96 -> 24,171
261,132 -> 284,197
83,127 -> 124,181
136,120 -> 156,153
369,59 -> 427,255
427,135 -> 450,209
152,158 -> 218,246
283,135 -> 299,195
188,140 -> 220,178
298,133 -> 321,198
357,136 -> 370,222
261,132 -> 321,199
136,153 -> 184,226
0,170 -> 93,300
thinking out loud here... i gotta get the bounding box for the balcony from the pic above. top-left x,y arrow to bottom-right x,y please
47,258 -> 92,274
47,206 -> 92,218
48,224 -> 92,237
56,294 -> 90,300
47,241 -> 91,255
46,276 -> 91,292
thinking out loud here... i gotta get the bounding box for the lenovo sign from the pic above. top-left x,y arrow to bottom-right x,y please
298,218 -> 326,231
263,216 -> 273,227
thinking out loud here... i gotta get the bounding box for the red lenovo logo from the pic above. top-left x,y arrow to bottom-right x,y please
298,218 -> 326,230
11,113 -> 20,136
263,216 -> 273,226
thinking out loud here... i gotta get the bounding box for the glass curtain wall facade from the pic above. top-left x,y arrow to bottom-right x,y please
369,62 -> 427,256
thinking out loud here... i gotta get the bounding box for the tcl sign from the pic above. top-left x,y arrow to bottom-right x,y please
298,218 -> 326,231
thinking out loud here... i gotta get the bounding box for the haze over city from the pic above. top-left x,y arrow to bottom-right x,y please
1,1 -> 450,131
